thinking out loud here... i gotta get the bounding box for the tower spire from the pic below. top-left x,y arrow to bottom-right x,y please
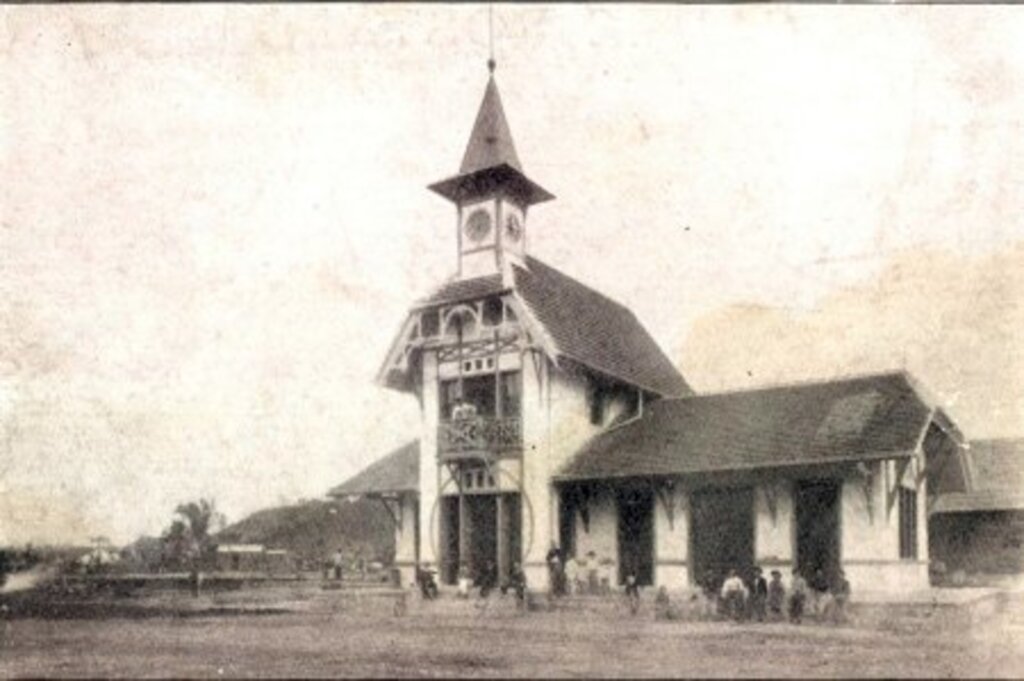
487,4 -> 496,74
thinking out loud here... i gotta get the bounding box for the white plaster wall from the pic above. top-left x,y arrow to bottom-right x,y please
419,350 -> 440,568
841,462 -> 897,562
840,461 -> 929,592
395,496 -> 419,586
573,489 -> 617,562
754,482 -> 794,566
654,487 -> 689,589
519,349 -> 550,585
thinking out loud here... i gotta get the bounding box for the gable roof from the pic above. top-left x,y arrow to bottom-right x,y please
556,371 -> 940,482
327,441 -> 419,498
932,438 -> 1024,513
514,257 -> 690,397
403,256 -> 690,398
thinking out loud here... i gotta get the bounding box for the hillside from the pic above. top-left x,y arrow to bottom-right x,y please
215,498 -> 394,565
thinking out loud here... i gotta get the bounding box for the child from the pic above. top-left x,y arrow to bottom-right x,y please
456,563 -> 471,599
564,554 -> 580,595
624,573 -> 641,615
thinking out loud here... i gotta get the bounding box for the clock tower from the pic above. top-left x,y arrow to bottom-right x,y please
428,65 -> 554,279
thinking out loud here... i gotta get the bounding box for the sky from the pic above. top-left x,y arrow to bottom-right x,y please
2,5 -> 1023,546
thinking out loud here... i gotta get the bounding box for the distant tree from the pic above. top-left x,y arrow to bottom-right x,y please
160,498 -> 226,570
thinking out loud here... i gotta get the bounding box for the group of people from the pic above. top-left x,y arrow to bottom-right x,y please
418,560 -> 528,607
417,548 -> 853,626
546,545 -> 618,597
698,565 -> 851,624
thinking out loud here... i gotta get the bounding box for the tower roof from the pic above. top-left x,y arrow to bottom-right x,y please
459,76 -> 521,175
429,74 -> 554,206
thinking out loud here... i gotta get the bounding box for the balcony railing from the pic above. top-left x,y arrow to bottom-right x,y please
437,416 -> 522,460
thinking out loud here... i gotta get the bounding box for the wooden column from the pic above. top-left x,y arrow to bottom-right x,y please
497,493 -> 508,584
458,474 -> 469,576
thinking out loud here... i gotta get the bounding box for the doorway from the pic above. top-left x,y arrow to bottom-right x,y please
690,486 -> 755,589
794,479 -> 841,580
440,496 -> 460,585
617,487 -> 655,586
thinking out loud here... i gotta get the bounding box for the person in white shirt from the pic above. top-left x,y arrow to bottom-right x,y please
720,569 -> 749,621
564,555 -> 580,595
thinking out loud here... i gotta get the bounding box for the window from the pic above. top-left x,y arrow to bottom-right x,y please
420,310 -> 440,337
898,487 -> 918,560
482,296 -> 503,326
440,372 -> 521,420
588,380 -> 608,426
499,372 -> 521,418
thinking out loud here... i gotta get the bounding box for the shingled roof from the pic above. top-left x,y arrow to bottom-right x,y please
411,256 -> 690,398
556,372 -> 943,482
328,441 -> 419,498
932,438 -> 1024,513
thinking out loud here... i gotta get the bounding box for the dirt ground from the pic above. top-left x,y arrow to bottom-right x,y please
1,588 -> 1022,678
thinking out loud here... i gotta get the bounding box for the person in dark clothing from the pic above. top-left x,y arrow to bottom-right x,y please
767,570 -> 786,621
416,563 -> 438,600
750,566 -> 769,622
508,562 -> 528,609
546,543 -> 564,597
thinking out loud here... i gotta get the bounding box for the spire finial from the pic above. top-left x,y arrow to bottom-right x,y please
487,4 -> 496,74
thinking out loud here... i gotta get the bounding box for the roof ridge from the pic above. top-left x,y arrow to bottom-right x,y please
667,369 -> 914,401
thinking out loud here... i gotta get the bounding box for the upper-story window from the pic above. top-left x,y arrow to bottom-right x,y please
482,296 -> 503,326
444,306 -> 478,340
440,371 -> 521,421
420,309 -> 440,338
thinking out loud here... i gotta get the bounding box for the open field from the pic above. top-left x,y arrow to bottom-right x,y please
2,586 -> 1023,678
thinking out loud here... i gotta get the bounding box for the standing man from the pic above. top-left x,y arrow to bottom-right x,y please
788,569 -> 809,624
332,548 -> 344,581
750,566 -> 769,622
767,570 -> 786,621
546,543 -> 563,597
827,568 -> 851,624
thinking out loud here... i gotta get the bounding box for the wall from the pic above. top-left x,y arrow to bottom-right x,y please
394,495 -> 419,586
754,481 -> 794,570
840,459 -> 929,592
522,364 -> 617,588
572,488 -> 618,564
418,350 -> 440,571
654,486 -> 689,589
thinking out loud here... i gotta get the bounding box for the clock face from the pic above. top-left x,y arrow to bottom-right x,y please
464,209 -> 492,244
504,214 -> 523,243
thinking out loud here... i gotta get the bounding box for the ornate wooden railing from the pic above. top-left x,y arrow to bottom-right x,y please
437,416 -> 522,460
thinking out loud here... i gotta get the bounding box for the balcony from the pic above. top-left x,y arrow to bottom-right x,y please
437,416 -> 522,461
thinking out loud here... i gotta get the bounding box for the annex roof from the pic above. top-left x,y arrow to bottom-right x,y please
328,440 -> 420,498
556,371 -> 945,482
932,438 -> 1024,513
405,256 -> 690,398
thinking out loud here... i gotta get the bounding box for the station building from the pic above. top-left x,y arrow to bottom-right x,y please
329,68 -> 970,594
